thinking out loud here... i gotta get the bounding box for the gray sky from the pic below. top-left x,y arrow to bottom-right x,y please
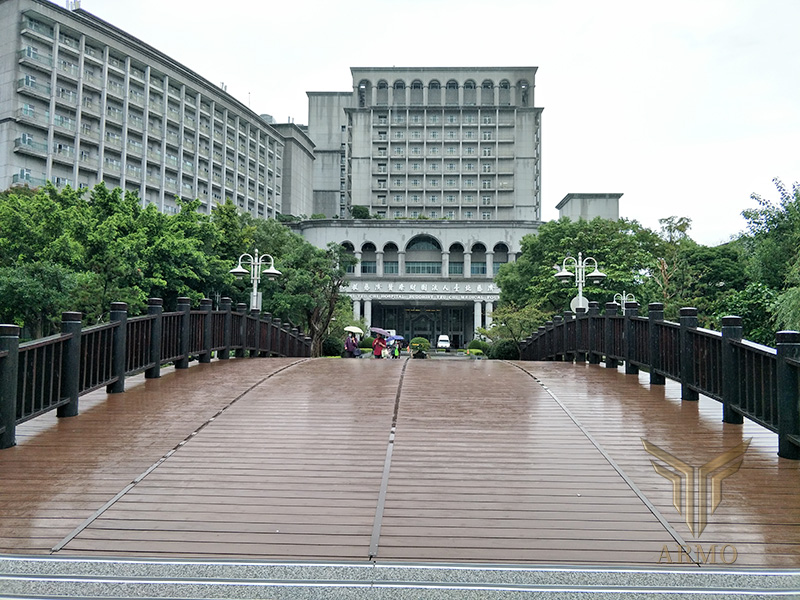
78,0 -> 799,246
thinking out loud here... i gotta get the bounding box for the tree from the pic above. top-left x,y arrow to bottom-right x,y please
351,205 -> 370,219
496,217 -> 665,325
476,302 -> 546,344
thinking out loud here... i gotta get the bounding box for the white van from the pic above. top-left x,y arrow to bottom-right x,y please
436,334 -> 451,349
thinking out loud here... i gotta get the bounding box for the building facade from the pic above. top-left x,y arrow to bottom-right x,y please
307,67 -> 542,221
0,0 -> 293,217
302,67 -> 545,344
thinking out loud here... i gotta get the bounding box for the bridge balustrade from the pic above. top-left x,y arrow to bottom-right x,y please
0,297 -> 310,449
519,302 -> 800,459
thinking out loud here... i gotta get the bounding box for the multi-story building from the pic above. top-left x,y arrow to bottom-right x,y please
0,0 -> 317,218
308,67 -> 542,221
302,67 -> 545,345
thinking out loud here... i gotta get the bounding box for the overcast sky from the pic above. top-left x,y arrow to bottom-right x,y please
77,0 -> 799,246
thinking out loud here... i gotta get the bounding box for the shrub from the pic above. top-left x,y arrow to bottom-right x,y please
322,336 -> 344,357
360,336 -> 374,349
410,336 -> 431,352
467,339 -> 490,354
489,338 -> 520,360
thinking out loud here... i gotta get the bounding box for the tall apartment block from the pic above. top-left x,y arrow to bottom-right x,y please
308,67 -> 542,220
0,0 -> 315,217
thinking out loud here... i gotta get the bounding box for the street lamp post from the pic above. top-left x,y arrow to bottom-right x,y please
554,252 -> 606,311
614,291 -> 636,315
229,249 -> 281,311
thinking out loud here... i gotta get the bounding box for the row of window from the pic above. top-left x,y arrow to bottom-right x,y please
370,210 -> 495,220
354,261 -> 501,275
376,131 -> 500,141
375,114 -> 508,125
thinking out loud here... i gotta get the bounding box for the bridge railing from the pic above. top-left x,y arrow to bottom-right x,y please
0,296 -> 311,450
519,301 -> 800,459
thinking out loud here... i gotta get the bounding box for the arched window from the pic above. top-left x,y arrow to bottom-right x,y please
341,242 -> 356,273
517,79 -> 530,107
463,80 -> 476,105
471,242 -> 487,276
377,80 -> 388,106
393,80 -> 406,105
410,80 -> 423,105
445,80 -> 459,105
498,80 -> 510,106
361,242 -> 377,274
428,80 -> 441,105
383,242 -> 399,275
493,242 -> 509,275
481,80 -> 494,106
405,235 -> 442,275
358,79 -> 370,108
448,243 -> 465,275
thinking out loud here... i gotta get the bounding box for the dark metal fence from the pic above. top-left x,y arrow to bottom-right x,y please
519,301 -> 800,459
0,296 -> 311,449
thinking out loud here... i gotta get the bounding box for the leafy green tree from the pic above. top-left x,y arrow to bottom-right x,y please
496,217 -> 664,324
476,302 -> 546,344
351,205 -> 370,219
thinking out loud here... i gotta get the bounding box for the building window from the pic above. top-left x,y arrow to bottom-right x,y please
464,178 -> 475,187
449,262 -> 463,275
483,131 -> 493,140
428,195 -> 439,203
411,194 -> 421,203
394,131 -> 405,139
392,211 -> 403,218
410,210 -> 419,218
471,261 -> 487,274
429,147 -> 440,155
411,131 -> 421,139
446,195 -> 457,203
362,261 -> 377,274
393,178 -> 403,186
429,130 -> 439,139
446,146 -> 457,155
481,211 -> 492,220
393,147 -> 404,156
411,179 -> 421,187
429,211 -> 438,218
406,261 -> 442,274
385,261 -> 399,272
482,164 -> 492,173
465,147 -> 476,155
412,163 -> 421,171
393,194 -> 403,202
446,179 -> 456,187
446,210 -> 455,219
482,195 -> 492,204
483,148 -> 493,157
446,163 -> 456,171
465,163 -> 475,171
482,179 -> 492,189
464,211 -> 474,219
429,163 -> 439,171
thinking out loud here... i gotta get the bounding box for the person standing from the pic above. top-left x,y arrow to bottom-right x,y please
344,333 -> 357,358
372,334 -> 387,359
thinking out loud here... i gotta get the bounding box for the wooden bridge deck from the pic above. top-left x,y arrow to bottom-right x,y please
0,357 -> 798,568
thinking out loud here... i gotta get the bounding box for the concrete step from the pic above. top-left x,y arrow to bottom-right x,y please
1,556 -> 798,599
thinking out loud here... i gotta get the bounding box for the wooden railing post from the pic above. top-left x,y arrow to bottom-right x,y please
291,327 -> 299,357
544,322 -> 553,360
262,313 -> 273,357
107,302 -> 128,393
199,298 -> 213,364
0,324 -> 20,449
305,335 -> 312,357
624,302 -> 639,375
249,308 -> 260,358
58,311 -> 82,417
537,325 -> 546,361
176,297 -> 191,369
273,317 -> 282,357
575,307 -> 587,363
679,307 -> 699,401
220,297 -> 232,360
283,323 -> 292,357
648,303 -> 666,385
552,315 -> 563,361
587,301 -> 601,364
145,298 -> 163,379
563,311 -> 575,363
777,330 -> 800,459
604,302 -> 618,369
721,315 -> 744,424
235,302 -> 247,358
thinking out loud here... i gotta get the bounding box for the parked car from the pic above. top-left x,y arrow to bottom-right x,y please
437,334 -> 451,349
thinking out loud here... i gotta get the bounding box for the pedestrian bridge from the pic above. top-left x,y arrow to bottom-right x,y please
1,356 -> 798,598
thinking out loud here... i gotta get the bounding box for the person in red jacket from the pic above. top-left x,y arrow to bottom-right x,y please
372,334 -> 387,359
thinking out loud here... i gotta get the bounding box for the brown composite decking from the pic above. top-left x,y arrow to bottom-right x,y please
0,356 -> 797,567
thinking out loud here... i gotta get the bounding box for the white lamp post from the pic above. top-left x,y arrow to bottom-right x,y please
614,291 -> 637,315
554,252 -> 606,311
229,249 -> 281,311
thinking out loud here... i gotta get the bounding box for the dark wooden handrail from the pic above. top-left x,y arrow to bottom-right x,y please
520,302 -> 800,459
0,297 -> 311,449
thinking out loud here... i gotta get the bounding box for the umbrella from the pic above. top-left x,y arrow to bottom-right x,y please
344,325 -> 363,335
370,326 -> 390,337
387,335 -> 404,342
